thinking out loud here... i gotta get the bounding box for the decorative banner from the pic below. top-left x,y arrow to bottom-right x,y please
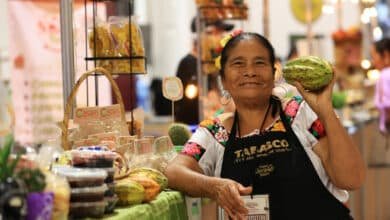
9,1 -> 108,144
9,1 -> 64,144
162,77 -> 183,102
290,0 -> 323,24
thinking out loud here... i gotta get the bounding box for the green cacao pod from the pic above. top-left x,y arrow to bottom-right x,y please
129,167 -> 168,191
282,56 -> 333,91
115,179 -> 145,206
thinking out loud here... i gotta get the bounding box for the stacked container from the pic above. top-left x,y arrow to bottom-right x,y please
55,167 -> 107,218
56,146 -> 118,218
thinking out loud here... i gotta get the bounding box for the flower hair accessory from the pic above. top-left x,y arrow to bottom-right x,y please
215,29 -> 243,70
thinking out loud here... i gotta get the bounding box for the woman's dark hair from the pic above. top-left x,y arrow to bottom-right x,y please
219,32 -> 276,78
374,37 -> 390,56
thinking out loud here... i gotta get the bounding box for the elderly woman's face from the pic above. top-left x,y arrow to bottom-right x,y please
222,39 -> 274,102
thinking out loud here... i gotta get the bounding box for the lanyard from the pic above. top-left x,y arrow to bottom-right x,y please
236,100 -> 272,138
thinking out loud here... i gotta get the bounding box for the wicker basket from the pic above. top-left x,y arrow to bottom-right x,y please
60,67 -> 126,150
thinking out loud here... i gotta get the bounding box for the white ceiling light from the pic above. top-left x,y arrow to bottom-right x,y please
361,59 -> 371,69
361,11 -> 370,24
373,27 -> 383,41
369,7 -> 378,17
367,69 -> 380,81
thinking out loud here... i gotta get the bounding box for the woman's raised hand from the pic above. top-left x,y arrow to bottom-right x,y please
292,67 -> 337,117
211,178 -> 253,220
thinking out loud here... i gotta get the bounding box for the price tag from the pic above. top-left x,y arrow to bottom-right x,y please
162,77 -> 183,101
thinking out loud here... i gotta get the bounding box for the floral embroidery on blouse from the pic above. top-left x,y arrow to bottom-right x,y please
285,96 -> 326,139
181,96 -> 326,161
309,118 -> 326,139
284,96 -> 303,124
181,142 -> 205,161
200,117 -> 229,146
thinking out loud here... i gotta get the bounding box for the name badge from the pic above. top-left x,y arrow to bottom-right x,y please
218,194 -> 270,220
242,194 -> 270,220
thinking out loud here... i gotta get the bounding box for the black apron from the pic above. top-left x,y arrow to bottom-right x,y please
220,99 -> 352,220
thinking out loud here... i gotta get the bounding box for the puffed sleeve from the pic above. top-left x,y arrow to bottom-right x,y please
180,118 -> 227,176
285,96 -> 327,147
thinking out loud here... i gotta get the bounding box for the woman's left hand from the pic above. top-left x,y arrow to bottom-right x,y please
292,68 -> 336,117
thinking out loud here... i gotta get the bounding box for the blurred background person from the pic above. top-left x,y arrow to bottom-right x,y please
174,17 -> 233,125
371,37 -> 390,136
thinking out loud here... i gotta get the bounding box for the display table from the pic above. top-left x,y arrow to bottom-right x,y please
103,191 -> 187,220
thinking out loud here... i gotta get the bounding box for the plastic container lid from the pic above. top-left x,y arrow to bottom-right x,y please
71,147 -> 117,159
71,147 -> 117,168
54,167 -> 108,180
53,167 -> 108,187
71,184 -> 108,202
71,184 -> 108,194
70,201 -> 107,208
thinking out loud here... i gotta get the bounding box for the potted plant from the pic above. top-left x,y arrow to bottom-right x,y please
0,134 -> 27,219
17,168 -> 53,220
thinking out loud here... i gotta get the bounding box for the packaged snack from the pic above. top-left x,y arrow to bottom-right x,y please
69,201 -> 106,218
109,16 -> 146,74
53,167 -> 107,188
71,146 -> 117,168
88,19 -> 114,72
70,184 -> 107,202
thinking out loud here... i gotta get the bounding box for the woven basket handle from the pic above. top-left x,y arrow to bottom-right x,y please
61,67 -> 126,150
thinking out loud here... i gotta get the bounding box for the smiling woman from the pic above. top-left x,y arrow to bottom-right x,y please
165,31 -> 365,220
221,34 -> 275,110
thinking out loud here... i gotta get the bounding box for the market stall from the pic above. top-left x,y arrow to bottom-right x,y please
1,0 -> 389,219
